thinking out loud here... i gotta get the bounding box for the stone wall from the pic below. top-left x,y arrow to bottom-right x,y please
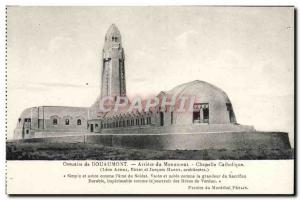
19,131 -> 291,151
100,124 -> 255,134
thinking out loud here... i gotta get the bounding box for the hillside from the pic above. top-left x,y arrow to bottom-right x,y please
6,142 -> 293,160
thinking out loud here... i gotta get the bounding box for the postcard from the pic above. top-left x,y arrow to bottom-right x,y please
6,6 -> 294,195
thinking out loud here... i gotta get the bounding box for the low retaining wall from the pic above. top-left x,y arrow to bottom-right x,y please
101,124 -> 255,134
19,131 -> 291,150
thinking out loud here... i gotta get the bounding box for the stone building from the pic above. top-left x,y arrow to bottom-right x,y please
14,24 -> 254,140
14,106 -> 89,139
86,25 -> 254,134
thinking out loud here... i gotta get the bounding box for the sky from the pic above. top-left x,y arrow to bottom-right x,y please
6,6 -> 294,145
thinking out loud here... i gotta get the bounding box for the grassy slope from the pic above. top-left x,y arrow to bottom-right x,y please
6,142 -> 294,160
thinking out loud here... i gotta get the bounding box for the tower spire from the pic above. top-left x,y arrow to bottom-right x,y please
101,24 -> 126,99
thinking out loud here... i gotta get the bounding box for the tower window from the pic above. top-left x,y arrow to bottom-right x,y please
112,36 -> 118,42
65,119 -> 69,125
18,118 -> 21,123
53,118 -> 58,125
77,119 -> 81,125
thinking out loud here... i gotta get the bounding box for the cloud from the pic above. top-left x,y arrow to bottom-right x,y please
48,36 -> 74,53
10,80 -> 98,91
175,30 -> 199,47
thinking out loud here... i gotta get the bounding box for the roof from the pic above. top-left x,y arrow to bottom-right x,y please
165,80 -> 231,103
105,24 -> 121,37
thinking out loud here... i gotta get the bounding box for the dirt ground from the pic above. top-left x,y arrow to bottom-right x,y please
6,142 -> 294,160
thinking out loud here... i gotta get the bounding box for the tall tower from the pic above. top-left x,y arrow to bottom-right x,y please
101,24 -> 126,99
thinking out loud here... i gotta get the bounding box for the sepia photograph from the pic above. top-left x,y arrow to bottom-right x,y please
6,6 -> 294,161
5,6 -> 295,195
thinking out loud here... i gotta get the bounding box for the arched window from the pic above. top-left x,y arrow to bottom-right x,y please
65,119 -> 69,125
112,36 -> 118,42
95,124 -> 98,128
53,118 -> 58,125
77,119 -> 81,125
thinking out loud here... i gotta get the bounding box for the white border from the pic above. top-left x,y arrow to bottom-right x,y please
0,1 -> 298,199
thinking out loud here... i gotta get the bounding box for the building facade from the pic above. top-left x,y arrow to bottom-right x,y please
14,106 -> 89,139
14,24 -> 254,140
86,24 -> 254,134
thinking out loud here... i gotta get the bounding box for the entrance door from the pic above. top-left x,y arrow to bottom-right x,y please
226,103 -> 235,123
90,124 -> 94,132
160,112 -> 164,126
